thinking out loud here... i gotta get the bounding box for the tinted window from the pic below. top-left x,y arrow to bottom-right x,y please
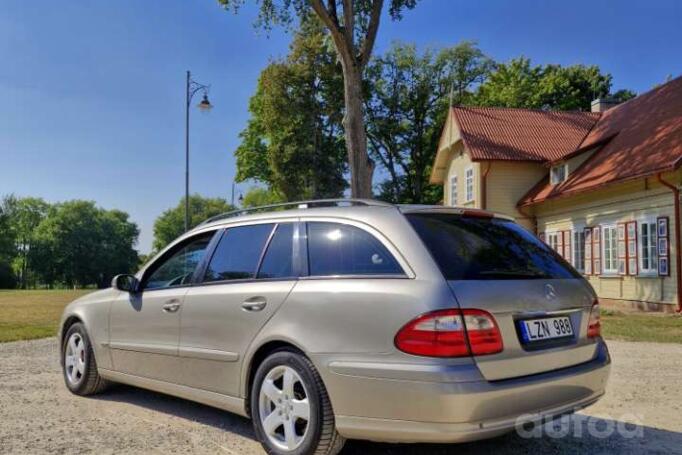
203,224 -> 274,282
144,233 -> 214,290
407,213 -> 580,280
307,222 -> 403,276
257,223 -> 295,279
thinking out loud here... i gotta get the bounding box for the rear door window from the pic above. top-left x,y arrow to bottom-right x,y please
257,223 -> 295,279
306,222 -> 403,276
203,224 -> 274,282
407,213 -> 580,280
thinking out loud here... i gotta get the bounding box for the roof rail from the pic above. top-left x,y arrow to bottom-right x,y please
198,198 -> 394,227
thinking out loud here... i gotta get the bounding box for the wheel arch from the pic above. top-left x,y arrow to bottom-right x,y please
242,338 -> 308,417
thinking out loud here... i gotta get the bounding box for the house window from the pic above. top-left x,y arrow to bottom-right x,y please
449,176 -> 458,206
550,163 -> 568,185
602,225 -> 618,274
572,229 -> 585,272
547,232 -> 560,253
640,220 -> 658,274
465,167 -> 474,202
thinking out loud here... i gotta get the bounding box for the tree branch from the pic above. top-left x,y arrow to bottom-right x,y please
359,0 -> 384,68
310,0 -> 353,64
341,0 -> 355,57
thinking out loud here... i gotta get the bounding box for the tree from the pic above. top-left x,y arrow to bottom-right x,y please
241,187 -> 285,208
32,201 -> 139,288
235,17 -> 347,200
152,195 -> 234,251
366,41 -> 493,203
2,195 -> 49,288
219,0 -> 420,198
475,57 -> 622,111
0,200 -> 17,288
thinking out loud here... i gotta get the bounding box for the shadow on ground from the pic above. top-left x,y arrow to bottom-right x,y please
94,385 -> 682,454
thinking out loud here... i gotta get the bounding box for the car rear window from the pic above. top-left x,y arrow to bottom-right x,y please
407,213 -> 580,280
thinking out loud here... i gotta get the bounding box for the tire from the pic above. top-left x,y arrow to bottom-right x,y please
251,349 -> 345,455
61,322 -> 109,396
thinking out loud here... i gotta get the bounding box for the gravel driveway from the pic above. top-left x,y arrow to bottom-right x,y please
1,338 -> 681,455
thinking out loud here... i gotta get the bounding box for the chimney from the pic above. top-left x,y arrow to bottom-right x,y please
591,98 -> 620,113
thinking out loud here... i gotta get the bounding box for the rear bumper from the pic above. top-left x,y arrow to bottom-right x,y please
318,340 -> 610,443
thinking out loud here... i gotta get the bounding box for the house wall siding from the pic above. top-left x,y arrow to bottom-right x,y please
485,161 -> 546,230
534,174 -> 681,307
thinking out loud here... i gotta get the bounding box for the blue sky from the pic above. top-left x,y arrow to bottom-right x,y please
1,0 -> 681,253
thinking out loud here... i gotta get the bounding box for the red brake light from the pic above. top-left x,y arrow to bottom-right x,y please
587,301 -> 601,338
395,308 -> 503,358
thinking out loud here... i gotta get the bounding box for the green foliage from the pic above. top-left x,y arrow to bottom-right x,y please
152,194 -> 235,252
31,201 -> 139,288
475,57 -> 617,111
366,41 -> 494,203
1,195 -> 49,288
235,16 -> 347,200
241,187 -> 285,208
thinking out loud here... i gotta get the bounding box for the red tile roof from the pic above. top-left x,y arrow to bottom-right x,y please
452,106 -> 600,162
520,75 -> 682,206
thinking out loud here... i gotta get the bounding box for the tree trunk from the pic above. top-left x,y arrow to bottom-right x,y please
341,63 -> 374,198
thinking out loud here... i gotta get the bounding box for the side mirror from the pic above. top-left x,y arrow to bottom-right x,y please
112,274 -> 139,293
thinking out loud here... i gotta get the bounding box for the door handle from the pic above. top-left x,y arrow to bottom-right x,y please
162,299 -> 181,313
242,297 -> 267,312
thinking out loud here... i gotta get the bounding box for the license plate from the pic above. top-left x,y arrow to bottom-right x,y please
520,316 -> 574,343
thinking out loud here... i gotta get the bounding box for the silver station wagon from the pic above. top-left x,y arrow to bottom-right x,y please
59,199 -> 610,455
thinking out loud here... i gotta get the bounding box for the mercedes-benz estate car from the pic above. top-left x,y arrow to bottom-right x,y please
59,199 -> 610,455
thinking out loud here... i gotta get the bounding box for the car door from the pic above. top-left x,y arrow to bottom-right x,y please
109,231 -> 217,383
178,221 -> 298,396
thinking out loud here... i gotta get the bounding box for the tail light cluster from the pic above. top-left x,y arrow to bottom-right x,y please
587,301 -> 601,338
395,308 -> 503,358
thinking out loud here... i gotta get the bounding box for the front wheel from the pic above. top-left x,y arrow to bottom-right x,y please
251,350 -> 345,455
61,322 -> 109,395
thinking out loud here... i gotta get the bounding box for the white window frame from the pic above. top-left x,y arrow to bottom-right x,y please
449,175 -> 458,206
465,167 -> 474,202
546,232 -> 560,253
572,227 -> 586,272
601,224 -> 618,275
639,218 -> 658,275
550,163 -> 568,185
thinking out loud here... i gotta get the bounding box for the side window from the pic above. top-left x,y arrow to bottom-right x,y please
203,224 -> 274,282
307,222 -> 403,276
257,223 -> 295,279
143,232 -> 214,290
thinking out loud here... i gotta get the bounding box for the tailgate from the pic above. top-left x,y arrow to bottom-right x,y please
448,279 -> 597,381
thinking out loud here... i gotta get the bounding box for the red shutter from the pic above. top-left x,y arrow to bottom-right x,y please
617,223 -> 627,275
657,216 -> 670,276
584,227 -> 593,275
593,226 -> 602,275
626,221 -> 638,275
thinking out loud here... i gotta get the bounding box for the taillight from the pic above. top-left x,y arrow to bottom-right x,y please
587,301 -> 601,338
395,308 -> 503,358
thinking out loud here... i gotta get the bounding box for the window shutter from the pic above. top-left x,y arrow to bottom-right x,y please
563,230 -> 572,263
584,227 -> 593,275
626,221 -> 638,275
593,226 -> 602,275
617,223 -> 627,275
657,216 -> 670,276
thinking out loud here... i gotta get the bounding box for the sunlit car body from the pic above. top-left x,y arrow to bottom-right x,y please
59,200 -> 610,454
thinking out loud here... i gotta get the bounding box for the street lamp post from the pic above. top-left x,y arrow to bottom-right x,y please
184,70 -> 213,232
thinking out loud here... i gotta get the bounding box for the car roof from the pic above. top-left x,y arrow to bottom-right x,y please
189,199 -> 513,234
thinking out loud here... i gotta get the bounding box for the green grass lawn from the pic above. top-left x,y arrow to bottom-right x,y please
601,309 -> 682,344
1,289 -> 681,344
0,289 -> 91,342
